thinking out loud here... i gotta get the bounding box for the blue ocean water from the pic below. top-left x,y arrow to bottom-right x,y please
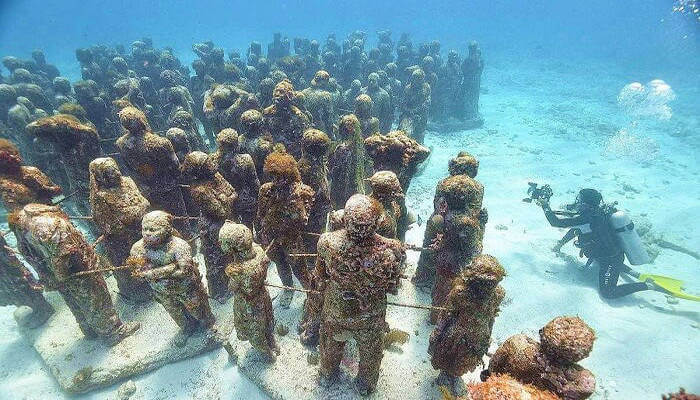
0,1 -> 698,399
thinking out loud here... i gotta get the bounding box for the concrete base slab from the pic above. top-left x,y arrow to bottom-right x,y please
18,276 -> 234,394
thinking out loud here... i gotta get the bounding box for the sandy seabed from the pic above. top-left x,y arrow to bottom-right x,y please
1,55 -> 698,399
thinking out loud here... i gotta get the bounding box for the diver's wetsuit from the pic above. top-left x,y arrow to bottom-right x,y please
542,205 -> 649,299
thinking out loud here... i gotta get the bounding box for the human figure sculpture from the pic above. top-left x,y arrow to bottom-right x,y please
354,94 -> 380,138
239,109 -> 274,182
298,129 -> 331,258
414,152 -> 486,289
180,151 -> 238,303
429,254 -> 506,397
26,114 -> 101,216
316,194 -> 405,395
89,157 -> 153,303
364,130 -> 430,192
0,234 -> 54,328
301,70 -> 337,135
219,222 -> 279,361
0,139 -> 61,214
460,41 -> 484,126
212,128 -> 260,230
15,204 -> 140,346
256,151 -> 314,308
367,170 -> 404,239
328,114 -> 368,209
342,79 -> 362,112
130,211 -> 215,347
362,72 -> 392,133
484,316 -> 597,400
263,79 -> 310,159
399,68 -> 431,143
115,106 -> 191,235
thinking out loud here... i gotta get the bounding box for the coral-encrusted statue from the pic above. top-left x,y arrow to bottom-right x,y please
26,114 -> 100,216
181,151 -> 238,302
115,106 -> 191,234
219,222 -> 279,361
89,157 -> 152,303
239,109 -> 274,182
398,68 -> 431,143
316,194 -> 405,395
263,79 -> 310,159
364,130 -> 430,192
429,254 -> 506,397
298,129 -> 331,258
467,374 -> 560,400
484,316 -> 597,400
460,41 -> 484,126
414,151 -> 486,288
301,71 -> 337,135
213,128 -> 260,230
15,204 -> 140,346
361,72 -> 392,133
354,94 -> 380,138
130,211 -> 215,346
257,151 -> 314,308
0,233 -> 54,328
367,170 -> 404,239
328,114 -> 367,209
0,139 -> 61,213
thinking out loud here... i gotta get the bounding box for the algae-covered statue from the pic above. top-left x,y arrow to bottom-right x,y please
116,106 -> 191,234
256,151 -> 314,308
301,70 -> 337,135
460,41 -> 484,126
15,204 -> 140,346
484,316 -> 597,400
367,170 -> 404,240
212,128 -> 260,230
328,114 -> 367,209
398,68 -> 431,143
316,194 -> 405,395
364,130 -> 430,192
298,129 -> 331,258
361,72 -> 392,133
263,79 -> 310,159
0,139 -> 61,214
89,157 -> 152,303
181,151 -> 238,303
239,109 -> 274,182
429,254 -> 506,397
219,222 -> 279,361
414,151 -> 486,288
130,211 -> 215,346
354,94 -> 380,138
0,233 -> 54,328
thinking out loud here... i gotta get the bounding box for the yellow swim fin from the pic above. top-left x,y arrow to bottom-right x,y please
638,273 -> 700,302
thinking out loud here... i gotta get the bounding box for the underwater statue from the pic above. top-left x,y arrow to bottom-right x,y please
414,151 -> 486,288
0,233 -> 54,328
0,139 -> 61,214
239,109 -> 274,183
460,41 -> 484,126
328,114 -> 367,210
367,170 -> 404,239
219,222 -> 279,361
361,72 -> 392,134
180,151 -> 238,303
354,94 -> 380,138
256,151 -> 314,308
26,114 -> 101,216
301,70 -> 337,135
15,204 -> 140,346
115,106 -> 191,235
212,128 -> 260,230
203,83 -> 257,134
130,211 -> 215,347
429,254 -> 506,397
89,157 -> 152,303
398,68 -> 431,143
316,194 -> 405,395
342,79 -> 362,111
484,316 -> 597,400
298,128 -> 331,258
263,79 -> 310,159
364,129 -> 430,192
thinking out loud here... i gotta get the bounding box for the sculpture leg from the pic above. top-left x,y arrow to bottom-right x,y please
354,327 -> 385,395
319,322 -> 345,385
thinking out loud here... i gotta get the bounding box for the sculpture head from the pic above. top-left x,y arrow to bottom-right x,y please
311,70 -> 330,88
264,151 -> 301,184
118,106 -> 150,135
141,211 -> 173,247
272,79 -> 295,107
354,94 -> 373,118
240,109 -> 264,137
367,72 -> 379,89
368,170 -> 403,201
89,157 -> 122,188
219,221 -> 254,259
216,128 -> 240,152
448,151 -> 479,178
181,151 -> 217,181
344,194 -> 381,242
301,129 -> 330,158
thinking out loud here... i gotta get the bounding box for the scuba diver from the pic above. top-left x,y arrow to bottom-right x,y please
526,184 -> 694,300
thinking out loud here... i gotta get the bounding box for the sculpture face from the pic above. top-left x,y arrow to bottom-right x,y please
141,211 -> 172,247
344,194 -> 379,242
94,158 -> 122,188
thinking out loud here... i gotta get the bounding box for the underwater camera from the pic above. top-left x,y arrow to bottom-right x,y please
523,182 -> 553,204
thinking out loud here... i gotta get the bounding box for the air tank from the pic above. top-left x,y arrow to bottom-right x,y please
609,210 -> 650,265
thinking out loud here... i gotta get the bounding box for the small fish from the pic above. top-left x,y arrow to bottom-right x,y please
417,214 -> 423,226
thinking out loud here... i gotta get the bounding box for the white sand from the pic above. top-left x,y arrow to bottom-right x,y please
1,56 -> 698,399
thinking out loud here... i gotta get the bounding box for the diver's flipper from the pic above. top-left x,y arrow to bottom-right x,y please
638,273 -> 700,302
